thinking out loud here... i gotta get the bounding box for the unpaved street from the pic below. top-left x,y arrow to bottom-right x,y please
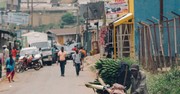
0,60 -> 95,94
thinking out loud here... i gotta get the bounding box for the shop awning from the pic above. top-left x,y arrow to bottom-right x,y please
113,13 -> 133,27
0,29 -> 16,37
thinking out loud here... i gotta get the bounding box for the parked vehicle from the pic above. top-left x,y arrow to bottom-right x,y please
17,47 -> 43,71
16,56 -> 27,73
29,54 -> 42,70
31,41 -> 53,65
41,47 -> 52,65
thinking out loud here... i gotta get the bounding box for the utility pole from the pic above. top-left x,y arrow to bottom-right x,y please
85,3 -> 89,51
11,0 -> 14,11
100,1 -> 106,58
31,0 -> 33,27
27,0 -> 29,9
76,6 -> 80,42
159,0 -> 167,69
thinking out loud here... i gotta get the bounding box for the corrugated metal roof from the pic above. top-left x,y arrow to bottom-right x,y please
22,32 -> 47,37
48,28 -> 77,36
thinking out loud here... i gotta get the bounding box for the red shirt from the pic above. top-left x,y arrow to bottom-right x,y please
12,49 -> 17,58
72,47 -> 77,51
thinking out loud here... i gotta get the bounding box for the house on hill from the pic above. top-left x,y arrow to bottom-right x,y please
47,28 -> 77,45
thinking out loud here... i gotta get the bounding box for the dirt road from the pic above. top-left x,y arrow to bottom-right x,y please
0,60 -> 95,94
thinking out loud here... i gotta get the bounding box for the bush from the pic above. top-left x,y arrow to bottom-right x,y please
148,69 -> 180,94
61,13 -> 76,25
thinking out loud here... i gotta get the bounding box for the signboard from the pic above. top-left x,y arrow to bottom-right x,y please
0,13 -> 8,24
7,12 -> 29,25
105,0 -> 128,20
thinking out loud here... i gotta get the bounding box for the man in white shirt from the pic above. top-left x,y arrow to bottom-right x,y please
72,50 -> 82,76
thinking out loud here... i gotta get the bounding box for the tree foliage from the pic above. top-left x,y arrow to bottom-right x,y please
61,13 -> 76,25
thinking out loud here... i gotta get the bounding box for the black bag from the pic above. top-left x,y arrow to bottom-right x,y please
117,62 -> 131,90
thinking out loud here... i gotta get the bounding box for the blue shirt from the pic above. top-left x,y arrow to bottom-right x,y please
6,58 -> 15,71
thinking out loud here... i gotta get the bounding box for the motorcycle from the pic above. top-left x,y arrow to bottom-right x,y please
16,56 -> 27,73
27,54 -> 42,71
16,54 -> 42,72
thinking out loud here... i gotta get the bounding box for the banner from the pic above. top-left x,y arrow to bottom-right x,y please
7,12 -> 29,25
105,0 -> 128,20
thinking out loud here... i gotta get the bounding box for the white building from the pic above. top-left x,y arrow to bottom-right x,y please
22,32 -> 48,47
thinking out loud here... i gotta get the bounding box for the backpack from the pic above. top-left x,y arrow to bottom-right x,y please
80,50 -> 86,58
117,62 -> 131,90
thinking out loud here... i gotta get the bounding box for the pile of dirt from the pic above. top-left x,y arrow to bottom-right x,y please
84,54 -> 100,72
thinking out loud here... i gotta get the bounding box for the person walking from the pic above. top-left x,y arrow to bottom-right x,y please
57,47 -> 66,77
73,50 -> 82,76
5,54 -> 15,83
72,46 -> 77,51
130,64 -> 148,94
11,47 -> 17,61
79,47 -> 86,71
3,45 -> 9,65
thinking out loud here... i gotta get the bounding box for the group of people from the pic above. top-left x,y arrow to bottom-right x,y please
2,45 -> 18,83
57,46 -> 86,77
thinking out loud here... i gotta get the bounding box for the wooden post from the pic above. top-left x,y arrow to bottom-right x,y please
113,26 -> 117,59
31,0 -> 33,27
11,0 -> 14,11
173,18 -> 178,66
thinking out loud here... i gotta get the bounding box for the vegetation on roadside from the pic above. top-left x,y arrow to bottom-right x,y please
148,69 -> 180,94
92,58 -> 180,94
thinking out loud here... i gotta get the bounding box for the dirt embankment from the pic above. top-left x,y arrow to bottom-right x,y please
84,54 -> 100,75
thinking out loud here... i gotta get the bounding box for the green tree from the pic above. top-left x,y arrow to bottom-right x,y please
60,22 -> 64,28
61,13 -> 76,25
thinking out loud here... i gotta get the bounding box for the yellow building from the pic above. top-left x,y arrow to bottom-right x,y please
112,0 -> 135,59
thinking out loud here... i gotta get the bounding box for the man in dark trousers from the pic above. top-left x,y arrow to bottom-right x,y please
130,64 -> 148,94
72,50 -> 82,76
57,47 -> 67,77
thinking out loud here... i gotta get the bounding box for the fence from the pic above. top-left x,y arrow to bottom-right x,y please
138,16 -> 180,72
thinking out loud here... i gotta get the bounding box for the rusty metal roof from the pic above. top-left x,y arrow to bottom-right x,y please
48,28 -> 77,36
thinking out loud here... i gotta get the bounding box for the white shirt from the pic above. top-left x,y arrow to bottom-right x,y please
73,53 -> 81,64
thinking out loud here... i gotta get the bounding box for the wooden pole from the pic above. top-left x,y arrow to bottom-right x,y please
147,19 -> 162,70
173,18 -> 178,66
31,0 -> 33,27
152,17 -> 166,69
11,0 -> 14,11
27,0 -> 29,9
113,26 -> 117,59
141,22 -> 157,71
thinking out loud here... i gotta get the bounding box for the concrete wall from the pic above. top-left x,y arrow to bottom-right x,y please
134,0 -> 180,57
32,11 -> 64,27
